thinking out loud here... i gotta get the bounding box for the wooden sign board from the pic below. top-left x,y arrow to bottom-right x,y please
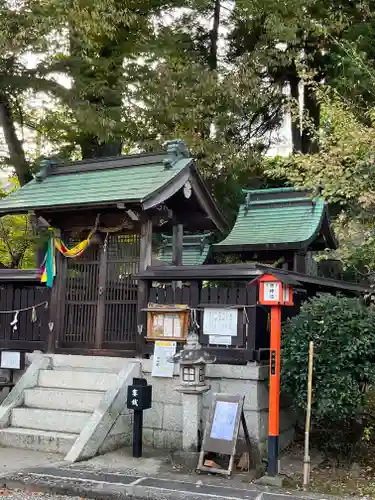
145,303 -> 189,341
197,393 -> 251,477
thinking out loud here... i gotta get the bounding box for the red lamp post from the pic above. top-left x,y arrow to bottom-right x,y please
253,273 -> 294,476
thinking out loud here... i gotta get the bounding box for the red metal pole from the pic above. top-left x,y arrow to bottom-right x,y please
268,305 -> 281,475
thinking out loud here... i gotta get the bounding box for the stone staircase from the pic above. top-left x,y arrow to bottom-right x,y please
0,354 -> 138,457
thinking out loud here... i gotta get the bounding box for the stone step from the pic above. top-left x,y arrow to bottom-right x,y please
0,427 -> 77,454
50,354 -> 133,372
24,387 -> 104,413
11,408 -> 89,434
38,369 -> 119,391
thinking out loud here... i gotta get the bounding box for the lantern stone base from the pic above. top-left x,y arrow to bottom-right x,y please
176,385 -> 209,452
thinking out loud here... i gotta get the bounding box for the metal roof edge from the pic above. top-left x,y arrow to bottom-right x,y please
161,232 -> 213,243
242,186 -> 298,195
136,263 -> 367,294
212,241 -> 309,252
0,269 -> 41,282
141,161 -> 192,210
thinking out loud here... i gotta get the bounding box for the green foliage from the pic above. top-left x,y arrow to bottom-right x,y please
264,88 -> 375,283
282,294 -> 375,452
2,0 -> 375,271
0,181 -> 35,269
0,214 -> 35,269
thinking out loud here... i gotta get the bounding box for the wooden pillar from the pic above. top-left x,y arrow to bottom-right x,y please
47,251 -> 67,353
95,235 -> 108,349
172,223 -> 183,266
293,251 -> 307,273
246,284 -> 257,360
172,223 -> 183,291
137,216 -> 152,355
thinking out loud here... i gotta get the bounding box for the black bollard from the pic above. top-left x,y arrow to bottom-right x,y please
127,377 -> 152,458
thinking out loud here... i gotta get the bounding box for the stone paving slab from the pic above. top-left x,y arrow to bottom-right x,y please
141,477 -> 260,499
0,448 -> 64,477
22,466 -> 138,485
1,465 -> 353,500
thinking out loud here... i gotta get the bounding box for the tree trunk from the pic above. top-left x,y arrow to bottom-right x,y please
288,64 -> 302,153
301,83 -> 320,154
80,137 -> 122,159
0,94 -> 32,186
208,0 -> 221,71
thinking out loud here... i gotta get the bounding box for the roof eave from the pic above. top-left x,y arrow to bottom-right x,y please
213,241 -> 309,253
136,263 -> 367,294
141,163 -> 192,210
189,165 -> 228,233
0,198 -> 143,216
142,162 -> 228,233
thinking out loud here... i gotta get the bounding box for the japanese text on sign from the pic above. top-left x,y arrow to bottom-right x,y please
210,401 -> 238,441
203,308 -> 238,337
263,282 -> 280,302
152,341 -> 176,377
131,388 -> 139,407
152,314 -> 182,338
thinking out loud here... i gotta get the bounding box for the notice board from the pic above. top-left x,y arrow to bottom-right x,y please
203,308 -> 238,346
145,303 -> 189,341
197,393 -> 250,476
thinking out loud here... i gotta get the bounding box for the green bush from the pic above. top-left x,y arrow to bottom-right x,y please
281,294 -> 375,454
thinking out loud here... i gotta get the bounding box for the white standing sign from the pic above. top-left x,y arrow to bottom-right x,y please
152,341 -> 176,378
203,308 -> 238,338
210,401 -> 238,441
0,351 -> 21,369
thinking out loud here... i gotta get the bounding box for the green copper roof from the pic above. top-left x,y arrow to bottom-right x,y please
158,233 -> 212,265
0,141 -> 194,214
0,139 -> 228,232
214,187 -> 337,252
0,154 -> 192,213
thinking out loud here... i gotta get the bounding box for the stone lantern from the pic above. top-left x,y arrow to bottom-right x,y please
172,329 -> 215,391
170,327 -> 215,451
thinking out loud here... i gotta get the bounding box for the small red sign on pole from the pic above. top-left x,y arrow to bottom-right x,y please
258,273 -> 294,307
251,272 -> 295,477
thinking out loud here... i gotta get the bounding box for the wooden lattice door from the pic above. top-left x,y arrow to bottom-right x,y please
103,234 -> 140,351
60,233 -> 140,353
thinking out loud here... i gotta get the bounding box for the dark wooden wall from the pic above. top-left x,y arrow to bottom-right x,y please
0,273 -> 51,351
147,282 -> 269,364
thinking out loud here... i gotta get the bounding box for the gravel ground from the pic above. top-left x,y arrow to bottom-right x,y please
0,489 -> 85,499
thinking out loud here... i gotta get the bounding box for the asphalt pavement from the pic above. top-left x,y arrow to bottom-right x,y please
0,464 -> 349,500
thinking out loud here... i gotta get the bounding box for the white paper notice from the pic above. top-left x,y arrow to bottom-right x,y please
1,351 -> 21,369
209,335 -> 232,346
152,341 -> 176,378
173,316 -> 182,338
164,316 -> 174,337
263,282 -> 280,302
210,401 -> 238,441
203,308 -> 238,337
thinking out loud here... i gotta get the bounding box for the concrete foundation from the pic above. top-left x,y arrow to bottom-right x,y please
0,353 -> 295,461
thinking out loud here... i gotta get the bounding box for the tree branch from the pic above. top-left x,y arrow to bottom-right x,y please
0,93 -> 31,186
